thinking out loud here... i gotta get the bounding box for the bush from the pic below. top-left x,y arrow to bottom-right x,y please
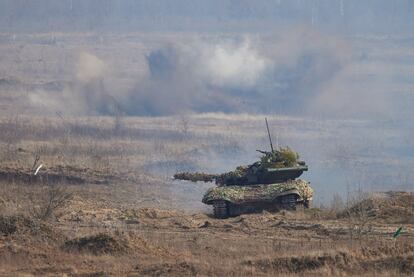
62,233 -> 129,255
29,183 -> 73,220
260,146 -> 299,168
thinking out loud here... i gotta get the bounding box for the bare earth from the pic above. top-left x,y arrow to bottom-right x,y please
1,179 -> 413,276
0,115 -> 413,276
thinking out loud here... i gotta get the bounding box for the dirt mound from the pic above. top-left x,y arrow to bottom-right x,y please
0,215 -> 36,235
0,215 -> 57,240
127,235 -> 173,258
0,164 -> 138,185
119,208 -> 209,230
120,208 -> 180,222
338,191 -> 414,223
137,262 -> 197,277
137,208 -> 180,219
245,252 -> 355,274
62,233 -> 129,255
0,215 -> 63,253
244,244 -> 414,274
62,232 -> 171,258
0,166 -> 92,185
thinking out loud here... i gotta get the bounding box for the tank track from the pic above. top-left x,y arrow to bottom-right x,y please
213,200 -> 228,219
280,194 -> 299,210
212,194 -> 303,218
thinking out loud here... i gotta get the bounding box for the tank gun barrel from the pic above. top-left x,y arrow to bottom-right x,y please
174,172 -> 218,183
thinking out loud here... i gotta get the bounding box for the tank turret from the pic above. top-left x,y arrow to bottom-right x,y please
174,147 -> 308,186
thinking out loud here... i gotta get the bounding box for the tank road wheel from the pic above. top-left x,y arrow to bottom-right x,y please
304,199 -> 312,209
212,201 -> 229,219
280,194 -> 299,210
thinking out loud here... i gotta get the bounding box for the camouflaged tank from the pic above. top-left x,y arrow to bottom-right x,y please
174,147 -> 314,218
203,179 -> 313,218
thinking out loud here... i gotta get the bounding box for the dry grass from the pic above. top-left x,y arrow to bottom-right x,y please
0,115 -> 413,276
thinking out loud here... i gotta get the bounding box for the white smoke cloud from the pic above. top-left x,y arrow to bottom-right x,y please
28,52 -> 110,115
115,32 -> 357,116
26,31 -> 395,120
200,40 -> 269,88
76,52 -> 107,82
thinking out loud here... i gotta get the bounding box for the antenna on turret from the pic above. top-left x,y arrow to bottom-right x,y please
265,118 -> 274,152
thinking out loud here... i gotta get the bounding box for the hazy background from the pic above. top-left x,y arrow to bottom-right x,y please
0,0 -> 413,118
0,0 -> 413,203
0,0 -> 413,34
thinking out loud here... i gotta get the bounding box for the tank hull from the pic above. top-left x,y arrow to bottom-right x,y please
211,194 -> 309,219
203,179 -> 313,218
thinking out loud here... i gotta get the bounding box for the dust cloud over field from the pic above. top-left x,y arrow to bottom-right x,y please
2,31 -> 409,119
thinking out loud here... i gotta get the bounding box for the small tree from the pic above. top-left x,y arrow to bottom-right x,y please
344,190 -> 374,244
29,183 -> 73,221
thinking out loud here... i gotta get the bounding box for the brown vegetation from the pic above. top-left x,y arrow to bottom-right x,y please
0,115 -> 413,276
62,233 -> 129,255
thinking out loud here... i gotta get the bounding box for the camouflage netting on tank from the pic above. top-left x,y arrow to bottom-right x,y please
202,179 -> 313,204
260,147 -> 299,168
174,146 -> 304,186
214,166 -> 248,184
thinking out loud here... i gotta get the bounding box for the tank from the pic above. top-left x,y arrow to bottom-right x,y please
174,147 -> 314,218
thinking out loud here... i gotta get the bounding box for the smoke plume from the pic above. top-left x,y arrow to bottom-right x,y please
121,29 -> 355,117
27,28 -> 401,122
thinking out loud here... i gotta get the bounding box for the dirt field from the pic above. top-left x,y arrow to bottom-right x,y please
0,32 -> 413,275
1,180 -> 413,276
0,115 -> 413,276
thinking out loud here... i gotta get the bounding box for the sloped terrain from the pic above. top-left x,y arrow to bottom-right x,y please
1,187 -> 413,276
0,114 -> 412,276
339,191 -> 414,224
